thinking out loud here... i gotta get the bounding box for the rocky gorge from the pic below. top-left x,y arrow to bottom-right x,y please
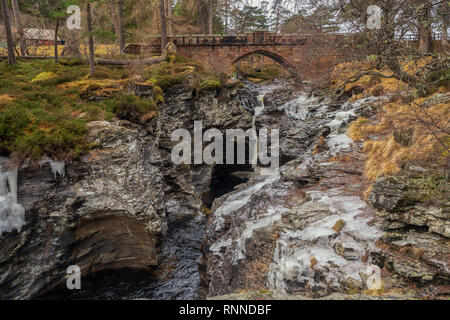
0,75 -> 448,300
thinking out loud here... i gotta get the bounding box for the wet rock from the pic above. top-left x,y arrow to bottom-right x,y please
333,219 -> 346,233
150,82 -> 255,217
369,176 -> 450,238
204,143 -> 383,298
0,121 -> 166,299
373,230 -> 450,285
368,176 -> 408,212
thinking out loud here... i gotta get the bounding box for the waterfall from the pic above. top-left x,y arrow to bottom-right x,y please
251,87 -> 275,175
0,165 -> 26,236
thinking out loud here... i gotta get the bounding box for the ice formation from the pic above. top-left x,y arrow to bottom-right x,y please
267,188 -> 382,292
0,165 -> 26,236
213,171 -> 280,231
327,110 -> 356,134
278,95 -> 319,120
50,161 -> 66,179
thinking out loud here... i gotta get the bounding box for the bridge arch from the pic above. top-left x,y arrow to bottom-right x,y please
232,49 -> 300,81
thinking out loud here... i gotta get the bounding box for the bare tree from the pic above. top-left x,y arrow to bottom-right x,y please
117,0 -> 125,53
207,0 -> 214,34
0,0 -> 17,65
11,0 -> 26,56
417,0 -> 433,53
305,0 -> 449,93
159,0 -> 167,52
165,0 -> 174,36
196,0 -> 209,34
54,19 -> 59,63
440,1 -> 449,50
87,2 -> 95,75
224,0 -> 229,33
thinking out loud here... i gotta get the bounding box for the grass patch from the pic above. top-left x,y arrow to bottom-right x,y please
0,59 -> 131,162
199,78 -> 222,91
111,95 -> 158,123
237,64 -> 282,81
142,54 -> 228,91
0,56 -> 232,163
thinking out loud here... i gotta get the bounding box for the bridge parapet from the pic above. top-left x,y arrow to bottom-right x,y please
124,31 -> 311,55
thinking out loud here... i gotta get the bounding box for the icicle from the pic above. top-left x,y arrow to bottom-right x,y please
50,161 -> 65,179
0,165 -> 26,236
7,170 -> 18,202
0,168 -> 7,196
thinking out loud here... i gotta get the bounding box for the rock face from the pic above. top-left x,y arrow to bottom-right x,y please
255,86 -> 384,162
0,121 -> 166,299
149,82 -> 255,213
203,92 -> 391,297
1,77 -> 448,300
373,230 -> 449,288
204,91 -> 450,299
368,171 -> 449,293
0,78 -> 259,300
204,142 -> 384,297
141,83 -> 258,299
369,175 -> 449,238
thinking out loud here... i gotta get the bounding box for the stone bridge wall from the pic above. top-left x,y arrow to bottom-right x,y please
124,31 -> 448,80
124,32 -> 347,79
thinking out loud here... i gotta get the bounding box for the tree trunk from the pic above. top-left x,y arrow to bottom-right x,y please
117,0 -> 125,53
61,31 -> 81,58
0,0 -> 16,65
11,0 -> 26,56
442,2 -> 449,50
87,3 -> 95,75
207,0 -> 213,34
54,19 -> 59,63
165,0 -> 173,36
159,0 -> 167,53
224,0 -> 228,34
417,0 -> 433,53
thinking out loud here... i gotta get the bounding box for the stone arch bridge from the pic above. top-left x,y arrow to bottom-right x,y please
124,31 -> 344,80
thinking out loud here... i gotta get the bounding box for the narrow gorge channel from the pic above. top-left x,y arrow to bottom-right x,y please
44,79 -> 373,300
1,77 -> 448,300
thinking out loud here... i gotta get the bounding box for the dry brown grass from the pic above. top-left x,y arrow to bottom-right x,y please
333,61 -> 449,184
350,97 -> 449,182
363,137 -> 404,182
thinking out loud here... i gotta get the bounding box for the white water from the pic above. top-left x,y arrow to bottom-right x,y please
278,94 -> 320,120
327,110 -> 356,134
0,165 -> 25,236
251,86 -> 281,176
324,96 -> 391,153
